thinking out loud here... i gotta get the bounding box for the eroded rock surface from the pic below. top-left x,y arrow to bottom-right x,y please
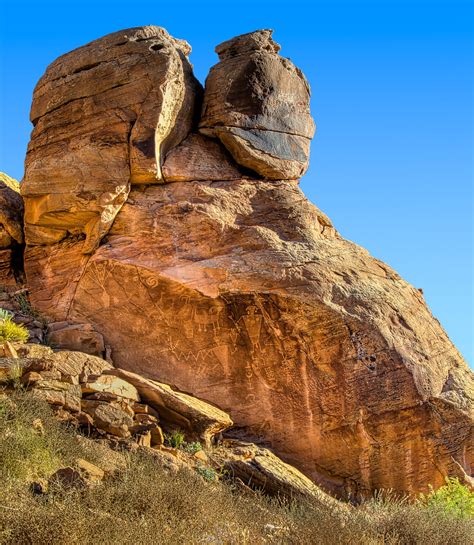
199,30 -> 315,179
22,26 -> 201,254
162,134 -> 244,182
217,439 -> 344,507
21,27 -> 473,500
103,367 -> 233,446
0,173 -> 23,284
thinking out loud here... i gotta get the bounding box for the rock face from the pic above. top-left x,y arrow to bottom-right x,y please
0,173 -> 23,285
162,134 -> 243,182
199,30 -> 315,179
22,26 -> 201,254
21,27 -> 473,500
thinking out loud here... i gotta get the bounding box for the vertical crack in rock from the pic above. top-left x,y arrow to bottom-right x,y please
22,26 -> 202,254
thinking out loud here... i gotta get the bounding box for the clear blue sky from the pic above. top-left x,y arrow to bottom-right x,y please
0,0 -> 472,364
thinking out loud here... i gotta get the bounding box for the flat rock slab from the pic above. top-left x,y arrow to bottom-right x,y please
82,374 -> 139,401
218,440 -> 345,510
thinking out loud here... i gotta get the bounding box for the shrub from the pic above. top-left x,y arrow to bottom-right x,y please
359,489 -> 474,545
0,308 -> 13,321
0,394 -> 65,481
183,441 -> 203,454
0,392 -> 109,481
3,362 -> 23,389
420,477 -> 474,519
164,430 -> 185,449
14,293 -> 39,319
0,316 -> 29,343
196,465 -> 218,482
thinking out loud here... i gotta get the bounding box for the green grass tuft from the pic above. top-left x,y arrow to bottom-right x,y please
420,477 -> 474,519
0,318 -> 29,343
196,465 -> 218,482
183,441 -> 203,454
164,430 -> 185,449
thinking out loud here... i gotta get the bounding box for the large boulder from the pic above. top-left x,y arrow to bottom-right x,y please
22,27 -> 473,499
22,26 -> 201,254
217,439 -> 345,507
199,30 -> 315,179
102,367 -> 233,446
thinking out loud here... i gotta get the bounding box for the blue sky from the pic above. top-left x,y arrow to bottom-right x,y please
0,0 -> 472,364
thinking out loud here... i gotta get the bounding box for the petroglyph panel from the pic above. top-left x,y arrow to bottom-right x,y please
26,179 -> 473,500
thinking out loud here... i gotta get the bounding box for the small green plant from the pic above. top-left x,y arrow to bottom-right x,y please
0,308 -> 13,321
15,293 -> 41,320
0,314 -> 29,343
420,477 -> 474,519
4,362 -> 24,389
165,430 -> 185,449
196,465 -> 217,482
183,441 -> 203,454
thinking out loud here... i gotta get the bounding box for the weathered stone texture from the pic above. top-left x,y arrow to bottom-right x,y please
22,26 -> 201,254
199,30 -> 315,179
162,134 -> 244,182
0,173 -> 23,284
25,179 -> 473,498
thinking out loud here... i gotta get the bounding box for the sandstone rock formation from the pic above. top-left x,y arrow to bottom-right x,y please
162,134 -> 243,182
22,26 -> 201,254
199,30 -> 315,179
0,342 -> 227,449
21,27 -> 473,500
0,173 -> 23,285
216,439 -> 343,506
1,342 -> 343,507
103,367 -> 233,446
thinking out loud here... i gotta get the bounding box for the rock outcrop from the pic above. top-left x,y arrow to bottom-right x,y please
0,173 -> 23,285
1,343 -> 344,507
0,342 -> 231,449
20,27 -> 473,500
199,30 -> 315,179
102,367 -> 233,446
216,439 -> 343,506
22,26 -> 201,254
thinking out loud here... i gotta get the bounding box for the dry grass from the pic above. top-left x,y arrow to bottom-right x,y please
0,391 -> 472,545
0,392 -> 102,482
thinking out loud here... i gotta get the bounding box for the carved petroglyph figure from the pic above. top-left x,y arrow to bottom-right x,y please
239,305 -> 263,352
